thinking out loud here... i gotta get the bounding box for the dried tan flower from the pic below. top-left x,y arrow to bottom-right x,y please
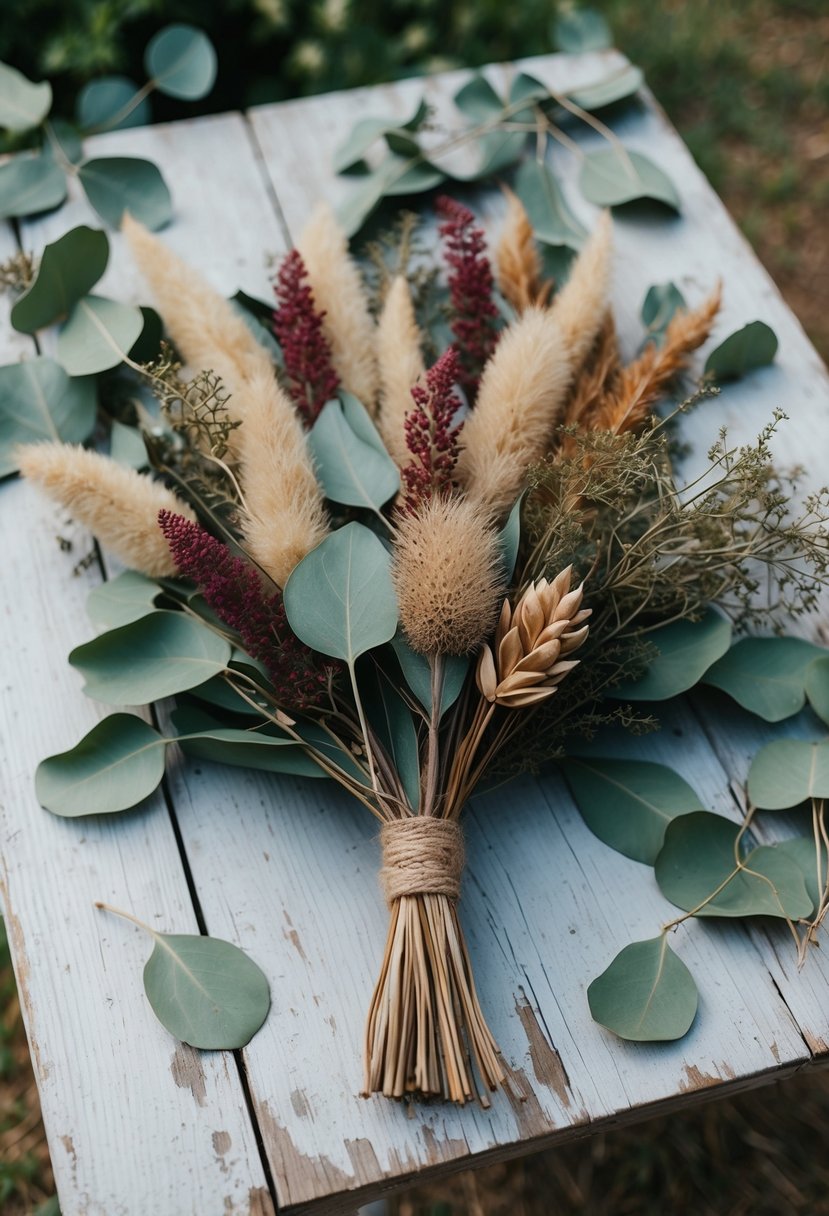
549,210 -> 613,371
122,214 -> 271,395
236,367 -> 329,587
298,202 -> 379,411
393,495 -> 504,655
376,274 -> 425,465
456,307 -> 572,514
495,188 -> 547,314
476,568 -> 590,707
18,442 -> 196,578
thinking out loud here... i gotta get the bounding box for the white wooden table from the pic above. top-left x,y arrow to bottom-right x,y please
3,49 -> 829,1216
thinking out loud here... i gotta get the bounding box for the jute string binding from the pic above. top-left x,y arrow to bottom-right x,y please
379,817 -> 464,903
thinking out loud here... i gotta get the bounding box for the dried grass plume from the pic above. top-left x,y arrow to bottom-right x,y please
496,188 -> 546,314
298,202 -> 379,410
393,495 -> 504,655
549,210 -> 613,370
456,307 -> 572,514
237,367 -> 329,586
18,442 -> 196,578
376,275 -> 425,465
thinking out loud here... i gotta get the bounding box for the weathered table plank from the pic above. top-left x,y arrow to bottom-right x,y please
3,49 -> 829,1216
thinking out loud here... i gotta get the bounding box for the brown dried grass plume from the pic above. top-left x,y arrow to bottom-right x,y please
549,210 -> 613,371
18,442 -> 196,577
496,188 -> 546,314
376,274 -> 425,466
393,496 -> 504,655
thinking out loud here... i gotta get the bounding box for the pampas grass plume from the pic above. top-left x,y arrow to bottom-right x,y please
298,202 -> 379,410
550,210 -> 613,370
393,496 -> 503,655
457,307 -> 572,513
237,367 -> 329,586
18,442 -> 196,578
496,188 -> 545,314
376,275 -> 425,465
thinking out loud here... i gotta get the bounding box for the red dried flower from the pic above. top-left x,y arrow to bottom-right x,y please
401,347 -> 464,514
435,195 -> 499,402
273,249 -> 340,426
158,510 -> 332,710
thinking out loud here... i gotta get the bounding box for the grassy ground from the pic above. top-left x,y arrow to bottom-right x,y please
2,2 -> 827,1212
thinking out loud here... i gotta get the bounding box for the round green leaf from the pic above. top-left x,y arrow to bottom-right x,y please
569,64 -> 644,112
69,610 -> 231,705
655,811 -> 813,918
453,73 -> 504,122
613,610 -> 732,701
579,148 -> 681,211
284,522 -> 398,664
144,25 -> 217,100
704,321 -> 778,381
561,757 -> 703,864
308,397 -> 399,510
588,936 -> 697,1043
57,295 -> 144,375
78,157 -> 172,232
806,656 -> 829,727
513,158 -> 587,251
383,155 -> 446,198
35,713 -> 167,817
86,571 -> 160,630
0,357 -> 96,475
0,61 -> 52,132
640,281 -> 686,345
703,636 -> 826,722
48,119 -> 84,165
109,419 -> 148,469
143,932 -> 269,1049
0,153 -> 67,220
170,705 -> 324,778
11,226 -> 109,334
76,76 -> 151,132
747,739 -> 829,810
333,96 -> 428,173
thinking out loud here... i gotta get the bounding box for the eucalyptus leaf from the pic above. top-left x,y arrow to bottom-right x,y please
185,674 -> 265,718
109,420 -> 148,469
774,836 -> 828,911
142,930 -> 269,1049
390,633 -> 469,717
588,936 -> 698,1043
144,24 -> 217,100
747,739 -> 829,810
48,120 -> 84,165
499,496 -> 522,580
293,719 -> 369,785
704,320 -> 778,380
362,665 -> 421,808
703,636 -> 826,722
0,153 -> 67,220
385,129 -> 420,157
382,155 -> 446,198
69,610 -> 231,704
513,159 -> 587,251
448,131 -> 526,182
0,61 -> 52,132
641,281 -> 686,345
655,811 -> 813,918
57,295 -> 144,375
579,148 -> 681,211
453,73 -> 504,122
613,610 -> 731,701
79,157 -> 172,231
332,96 -> 428,173
806,656 -> 829,726
35,713 -> 167,817
0,357 -> 96,475
308,397 -> 399,510
76,76 -> 151,132
170,705 -> 323,778
569,64 -> 644,111
86,570 -> 160,630
11,226 -> 108,333
284,522 -> 398,663
561,757 -> 703,864
554,7 -> 612,53
509,72 -> 549,107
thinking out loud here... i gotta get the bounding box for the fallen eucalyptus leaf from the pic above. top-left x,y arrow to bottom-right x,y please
655,811 -> 813,918
79,156 -> 172,231
613,610 -> 731,701
0,152 -> 67,220
308,396 -> 399,510
640,281 -> 686,345
11,225 -> 108,333
0,61 -> 52,132
703,636 -> 826,722
774,836 -> 828,911
332,96 -> 428,173
144,24 -> 217,101
562,757 -> 703,864
57,294 -> 144,375
76,75 -> 151,132
36,713 -> 167,817
704,320 -> 778,380
0,357 -> 96,475
579,147 -> 681,211
513,159 -> 587,251
747,739 -> 829,810
588,936 -> 698,1042
569,63 -> 644,111
454,73 -> 504,121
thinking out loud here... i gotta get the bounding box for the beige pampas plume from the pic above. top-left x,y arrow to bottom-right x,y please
236,367 -> 329,587
549,210 -> 613,371
496,188 -> 546,314
376,275 -> 425,465
18,442 -> 196,578
122,213 -> 272,394
456,307 -> 572,514
297,202 -> 379,411
393,496 -> 504,655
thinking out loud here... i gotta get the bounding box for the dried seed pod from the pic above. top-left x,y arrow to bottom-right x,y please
476,567 -> 590,707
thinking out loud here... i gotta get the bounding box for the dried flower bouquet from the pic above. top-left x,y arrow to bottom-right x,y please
20,193 -> 829,1105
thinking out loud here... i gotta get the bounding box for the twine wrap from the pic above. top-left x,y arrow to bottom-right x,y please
379,818 -> 464,904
